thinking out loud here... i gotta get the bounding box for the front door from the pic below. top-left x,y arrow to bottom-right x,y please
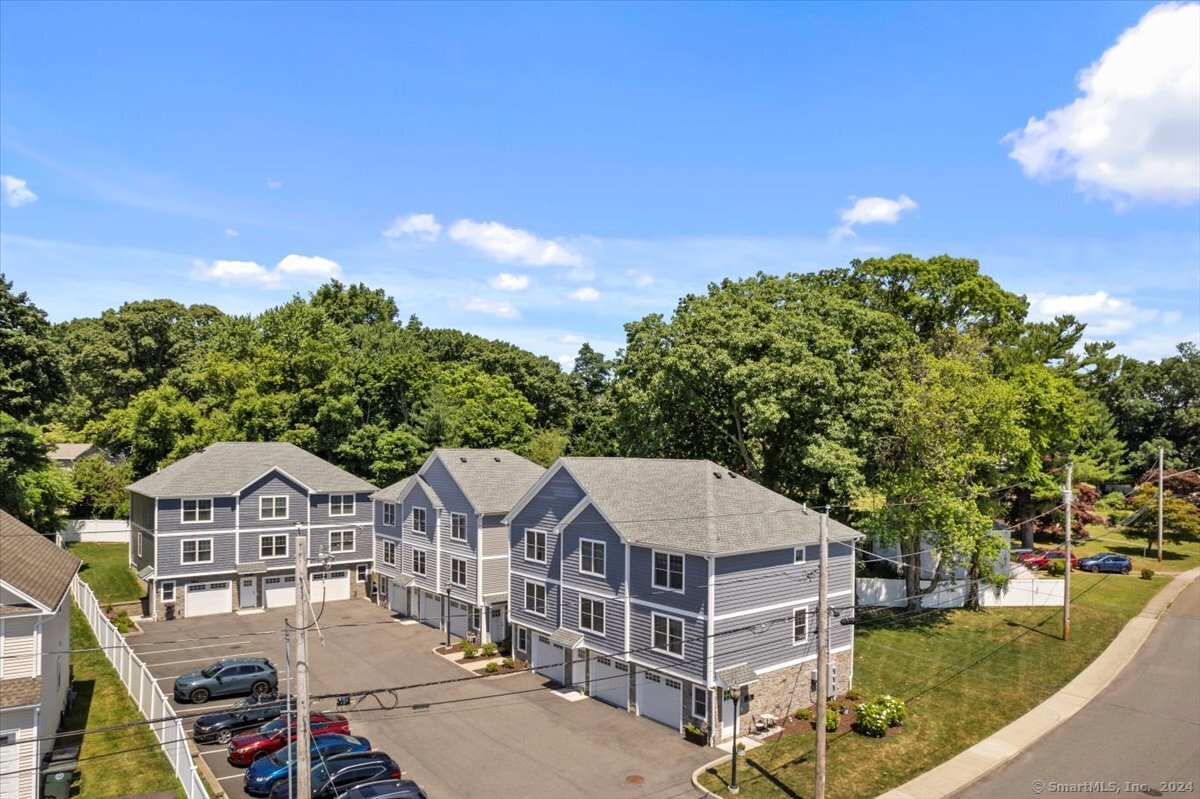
239,577 -> 258,609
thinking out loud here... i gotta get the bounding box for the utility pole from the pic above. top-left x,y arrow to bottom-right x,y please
1158,446 -> 1165,562
294,533 -> 312,798
815,512 -> 829,799
1063,464 -> 1072,643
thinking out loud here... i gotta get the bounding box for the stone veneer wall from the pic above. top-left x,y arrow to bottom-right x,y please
717,648 -> 856,742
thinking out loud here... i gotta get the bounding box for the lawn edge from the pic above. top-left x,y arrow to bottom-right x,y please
878,567 -> 1200,799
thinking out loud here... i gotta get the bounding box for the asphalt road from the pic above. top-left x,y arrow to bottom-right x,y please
959,577 -> 1200,799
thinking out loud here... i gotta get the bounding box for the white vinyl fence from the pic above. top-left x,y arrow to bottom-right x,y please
856,577 -> 1066,609
60,519 -> 131,544
72,576 -> 210,799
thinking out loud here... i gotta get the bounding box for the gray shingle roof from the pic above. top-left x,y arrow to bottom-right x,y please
717,664 -> 759,688
372,476 -> 413,503
556,458 -> 862,556
127,442 -> 376,498
0,676 -> 42,709
0,511 -> 81,612
49,442 -> 99,462
431,449 -> 545,514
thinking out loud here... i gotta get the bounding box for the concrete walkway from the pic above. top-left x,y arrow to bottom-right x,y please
878,567 -> 1200,799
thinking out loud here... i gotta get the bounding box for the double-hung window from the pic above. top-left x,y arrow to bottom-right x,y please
182,499 -> 213,524
524,581 -> 546,615
161,581 -> 176,603
260,534 -> 288,559
516,627 -> 528,652
181,538 -> 213,564
793,607 -> 809,644
579,597 -> 605,634
260,496 -> 288,520
451,558 -> 467,587
382,503 -> 396,526
653,551 -> 684,591
652,613 -> 684,656
450,513 -> 467,541
580,540 -> 605,576
525,529 -> 546,562
412,549 -> 427,575
329,494 -> 355,517
412,507 -> 427,533
692,685 -> 708,719
382,541 -> 396,565
330,529 -> 354,552
356,564 -> 368,583
795,547 -> 806,564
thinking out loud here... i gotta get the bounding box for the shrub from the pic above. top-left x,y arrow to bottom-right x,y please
1141,568 -> 1155,580
825,707 -> 839,732
855,695 -> 907,737
113,610 -> 133,634
793,707 -> 812,721
502,657 -> 516,669
460,642 -> 479,659
844,689 -> 864,702
484,662 -> 499,674
1046,560 -> 1066,577
481,642 -> 498,657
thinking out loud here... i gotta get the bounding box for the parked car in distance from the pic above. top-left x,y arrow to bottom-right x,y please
1016,548 -> 1047,565
1023,549 -> 1078,571
1078,553 -> 1133,574
174,657 -> 278,704
228,714 -> 351,767
339,779 -> 429,799
243,734 -> 371,797
193,692 -> 284,744
266,751 -> 402,799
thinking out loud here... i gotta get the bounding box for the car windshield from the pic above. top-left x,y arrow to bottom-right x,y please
234,697 -> 254,709
310,761 -> 332,786
269,742 -> 297,766
261,717 -> 288,735
200,665 -> 220,678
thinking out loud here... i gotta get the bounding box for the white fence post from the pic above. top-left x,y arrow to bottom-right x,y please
71,576 -> 211,799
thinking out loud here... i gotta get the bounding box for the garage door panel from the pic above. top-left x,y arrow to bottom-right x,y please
388,583 -> 408,615
420,591 -> 440,629
264,575 -> 296,608
590,655 -> 629,709
638,670 -> 682,730
310,571 -> 350,602
186,581 -> 232,617
534,635 -> 565,685
448,600 -> 470,639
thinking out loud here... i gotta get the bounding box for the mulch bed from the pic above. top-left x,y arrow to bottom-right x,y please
761,698 -> 903,741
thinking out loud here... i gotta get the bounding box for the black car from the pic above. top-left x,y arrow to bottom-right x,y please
192,692 -> 285,744
338,779 -> 428,799
266,752 -> 403,799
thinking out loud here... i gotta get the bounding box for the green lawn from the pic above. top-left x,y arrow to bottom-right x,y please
59,605 -> 183,799
699,572 -> 1170,799
1071,524 -> 1200,574
68,543 -> 144,604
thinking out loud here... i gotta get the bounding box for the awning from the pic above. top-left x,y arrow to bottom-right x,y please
394,574 -> 416,587
549,627 -> 584,648
717,664 -> 759,690
236,561 -> 268,575
482,593 -> 508,605
137,565 -> 155,581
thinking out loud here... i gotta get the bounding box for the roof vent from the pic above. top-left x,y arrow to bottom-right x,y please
494,456 -> 501,462
712,471 -> 723,479
460,457 -> 468,463
727,471 -> 738,479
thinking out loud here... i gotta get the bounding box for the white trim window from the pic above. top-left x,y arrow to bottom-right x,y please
260,534 -> 288,559
382,541 -> 396,565
450,513 -> 467,541
329,494 -> 355,517
136,531 -> 143,558
653,551 -> 684,592
524,581 -> 546,616
525,529 -> 546,563
161,581 -> 176,603
795,547 -> 806,564
412,549 -> 427,575
580,539 -> 606,576
516,626 -> 528,652
330,529 -> 355,553
260,496 -> 288,520
382,502 -> 396,526
651,612 -> 684,656
692,685 -> 708,719
356,564 -> 369,583
412,507 -> 427,533
181,538 -> 213,564
451,558 -> 468,586
181,499 -> 213,524
579,597 -> 605,634
793,607 -> 809,644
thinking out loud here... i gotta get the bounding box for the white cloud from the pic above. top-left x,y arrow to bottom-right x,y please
489,272 -> 529,291
558,333 -> 586,344
556,354 -> 575,367
195,258 -> 279,287
224,228 -> 239,238
1027,290 -> 1154,336
449,219 -> 584,267
275,254 -> 342,279
1,175 -> 38,207
462,297 -> 520,319
383,213 -> 441,242
1005,2 -> 1200,205
627,269 -> 654,288
266,179 -> 283,190
830,195 -> 918,240
570,286 -> 600,302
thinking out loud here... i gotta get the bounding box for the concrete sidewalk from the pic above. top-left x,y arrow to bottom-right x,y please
878,567 -> 1200,799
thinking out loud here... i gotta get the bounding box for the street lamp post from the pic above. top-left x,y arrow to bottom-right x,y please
729,686 -> 741,795
444,582 -> 453,649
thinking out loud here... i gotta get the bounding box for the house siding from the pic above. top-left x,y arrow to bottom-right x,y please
422,458 -> 476,515
129,492 -> 154,532
507,468 -> 586,632
158,530 -> 237,578
373,531 -> 403,581
309,491 -> 373,528
238,472 -> 308,531
561,585 -> 625,652
0,617 -> 37,679
155,496 -> 236,535
628,603 -> 705,681
131,528 -> 155,573
629,546 -> 708,615
561,505 -> 625,596
713,542 -> 854,614
481,514 -> 508,557
711,598 -> 852,673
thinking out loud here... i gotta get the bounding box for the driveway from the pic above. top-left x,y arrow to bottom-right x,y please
956,578 -> 1200,798
132,599 -> 712,799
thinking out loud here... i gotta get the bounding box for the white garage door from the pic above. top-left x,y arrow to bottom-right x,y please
186,581 -> 232,617
420,591 -> 440,629
388,583 -> 408,615
448,600 -> 470,640
0,732 -> 22,799
533,635 -> 565,685
264,575 -> 297,608
637,670 -> 682,730
590,655 -> 629,709
311,571 -> 350,602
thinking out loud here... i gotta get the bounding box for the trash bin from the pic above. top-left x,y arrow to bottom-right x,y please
41,746 -> 78,799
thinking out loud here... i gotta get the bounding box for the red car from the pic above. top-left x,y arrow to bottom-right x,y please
227,714 -> 351,766
1023,549 -> 1078,571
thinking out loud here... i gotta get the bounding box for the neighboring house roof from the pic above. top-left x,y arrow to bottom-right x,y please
511,458 -> 862,556
371,476 -> 413,503
0,676 -> 41,709
0,511 -> 82,613
49,442 -> 99,462
429,449 -> 546,515
126,442 -> 377,498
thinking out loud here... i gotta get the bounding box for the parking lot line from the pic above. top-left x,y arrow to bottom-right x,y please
216,774 -> 244,782
198,747 -> 228,755
150,652 -> 265,668
135,640 -> 257,656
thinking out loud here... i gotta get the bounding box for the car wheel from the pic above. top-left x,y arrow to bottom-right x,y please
190,688 -> 210,704
1122,566 -> 1131,575
217,729 -> 232,744
1088,565 -> 1099,573
251,681 -> 270,696
252,750 -> 269,762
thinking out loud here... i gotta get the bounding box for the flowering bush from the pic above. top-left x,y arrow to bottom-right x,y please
794,707 -> 812,721
855,695 -> 907,737
825,707 -> 839,732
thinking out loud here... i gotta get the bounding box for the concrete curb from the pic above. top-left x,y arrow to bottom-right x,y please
691,754 -> 732,798
878,567 -> 1200,799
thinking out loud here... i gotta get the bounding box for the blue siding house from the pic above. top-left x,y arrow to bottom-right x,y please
504,457 -> 861,744
372,449 -> 544,644
127,442 -> 377,620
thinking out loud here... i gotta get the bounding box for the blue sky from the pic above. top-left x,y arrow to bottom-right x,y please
2,1 -> 1197,365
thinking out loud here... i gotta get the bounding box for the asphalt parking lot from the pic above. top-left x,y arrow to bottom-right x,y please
132,598 -> 712,799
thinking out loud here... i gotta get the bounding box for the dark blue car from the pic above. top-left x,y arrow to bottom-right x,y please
1078,553 -> 1133,574
242,734 -> 371,796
